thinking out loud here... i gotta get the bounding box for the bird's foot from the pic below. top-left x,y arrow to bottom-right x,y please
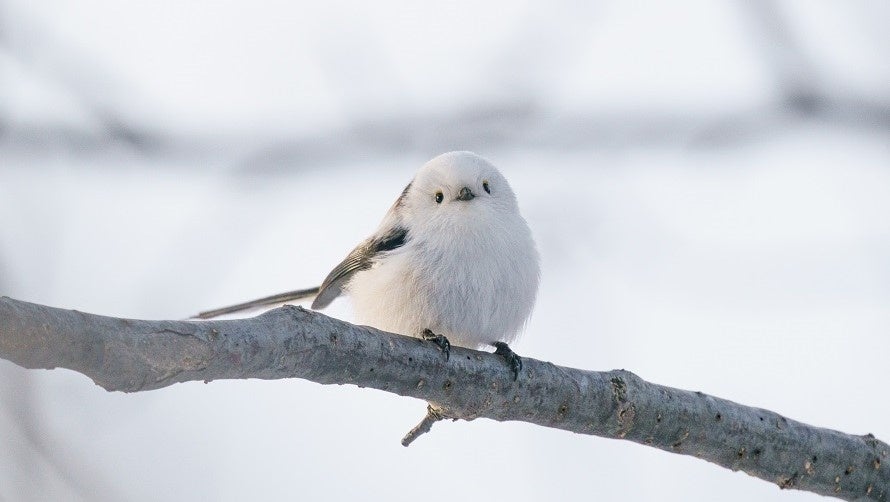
422,329 -> 451,361
493,342 -> 522,381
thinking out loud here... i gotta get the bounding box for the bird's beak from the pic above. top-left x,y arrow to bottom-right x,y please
456,186 -> 475,201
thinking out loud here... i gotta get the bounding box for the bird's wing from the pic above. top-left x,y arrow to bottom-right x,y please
311,225 -> 408,309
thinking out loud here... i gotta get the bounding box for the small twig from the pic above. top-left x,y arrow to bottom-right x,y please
401,404 -> 447,447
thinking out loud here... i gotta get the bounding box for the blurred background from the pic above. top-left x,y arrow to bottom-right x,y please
1,1 -> 889,500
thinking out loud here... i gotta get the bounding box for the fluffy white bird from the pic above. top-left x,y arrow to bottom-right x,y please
196,151 -> 540,377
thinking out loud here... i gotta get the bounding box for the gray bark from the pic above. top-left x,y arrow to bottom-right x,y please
0,296 -> 887,500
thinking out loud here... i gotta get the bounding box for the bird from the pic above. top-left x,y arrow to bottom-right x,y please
194,151 -> 540,379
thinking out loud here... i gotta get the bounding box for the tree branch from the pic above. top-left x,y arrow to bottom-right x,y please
0,297 -> 886,500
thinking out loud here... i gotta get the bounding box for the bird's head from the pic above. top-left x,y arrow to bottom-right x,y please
398,152 -> 519,233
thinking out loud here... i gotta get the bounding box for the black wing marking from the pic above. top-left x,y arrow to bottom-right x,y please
311,226 -> 408,309
375,225 -> 408,252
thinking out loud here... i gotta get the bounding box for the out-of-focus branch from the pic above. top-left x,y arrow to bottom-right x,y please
0,2 -> 158,149
0,297 -> 887,501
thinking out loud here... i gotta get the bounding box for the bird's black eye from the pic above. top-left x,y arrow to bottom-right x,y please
435,191 -> 444,203
482,180 -> 491,194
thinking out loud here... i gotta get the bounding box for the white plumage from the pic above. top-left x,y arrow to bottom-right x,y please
314,151 -> 540,350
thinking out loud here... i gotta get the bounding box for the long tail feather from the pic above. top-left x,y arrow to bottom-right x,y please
191,287 -> 321,319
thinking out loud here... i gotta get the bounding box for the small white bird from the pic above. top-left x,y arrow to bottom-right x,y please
196,151 -> 540,378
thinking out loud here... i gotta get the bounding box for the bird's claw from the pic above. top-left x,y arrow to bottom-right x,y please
422,329 -> 451,361
493,342 -> 522,381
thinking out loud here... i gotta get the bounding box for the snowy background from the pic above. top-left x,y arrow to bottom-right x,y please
2,1 -> 889,501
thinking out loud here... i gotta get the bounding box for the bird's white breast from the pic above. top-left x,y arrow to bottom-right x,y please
347,211 -> 539,349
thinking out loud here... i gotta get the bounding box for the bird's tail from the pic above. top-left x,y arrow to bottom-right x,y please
191,287 -> 321,319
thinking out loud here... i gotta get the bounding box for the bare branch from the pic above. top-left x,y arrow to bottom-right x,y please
0,297 -> 886,500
